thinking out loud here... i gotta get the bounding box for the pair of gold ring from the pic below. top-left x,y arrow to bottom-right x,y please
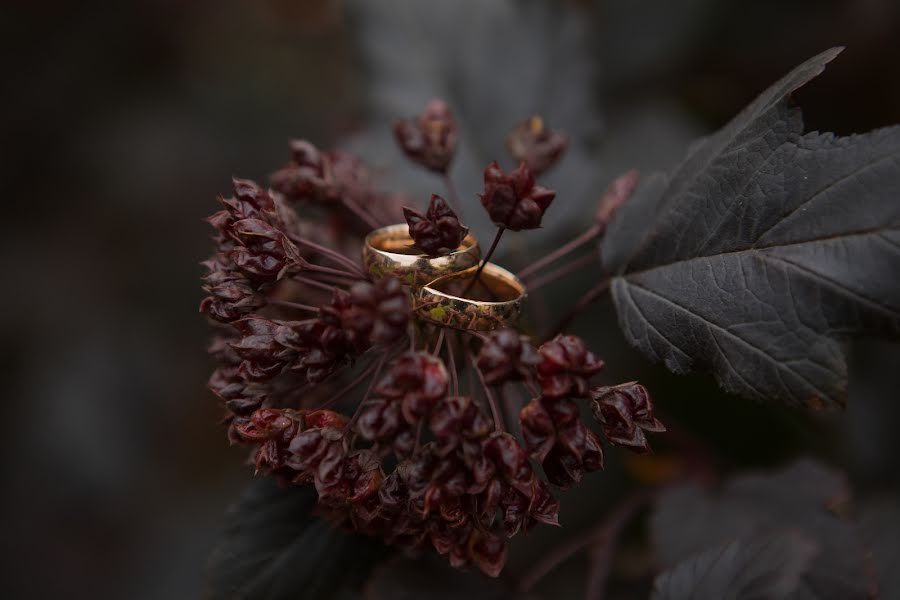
362,224 -> 525,331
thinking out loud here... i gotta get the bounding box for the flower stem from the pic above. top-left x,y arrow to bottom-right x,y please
291,236 -> 365,276
347,350 -> 390,430
269,300 -> 320,313
469,347 -> 503,431
306,262 -> 366,280
341,195 -> 382,230
463,226 -> 505,296
518,224 -> 601,280
292,275 -> 341,294
527,252 -> 597,292
319,358 -> 381,409
446,332 -> 459,396
518,488 -> 655,594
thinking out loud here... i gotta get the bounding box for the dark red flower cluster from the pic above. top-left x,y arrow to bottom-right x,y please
393,99 -> 458,174
403,194 -> 468,256
520,397 -> 604,488
270,139 -> 370,206
591,382 -> 666,453
506,116 -> 568,176
480,161 -> 556,231
226,349 -> 561,577
203,98 -> 665,578
201,178 -> 300,322
537,335 -> 605,398
476,329 -> 540,385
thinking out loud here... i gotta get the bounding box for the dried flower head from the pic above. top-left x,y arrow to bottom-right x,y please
480,161 -> 556,230
537,334 -> 605,398
393,99 -> 458,173
591,382 -> 665,453
201,104 -> 664,578
506,116 -> 568,176
403,194 -> 468,256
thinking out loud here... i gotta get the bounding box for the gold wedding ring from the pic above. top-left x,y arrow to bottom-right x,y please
363,224 -> 481,286
416,263 -> 525,331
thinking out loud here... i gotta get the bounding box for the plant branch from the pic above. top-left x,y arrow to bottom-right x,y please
518,224 -> 601,280
518,488 -> 656,595
469,346 -> 503,431
527,252 -> 598,292
462,226 -> 505,296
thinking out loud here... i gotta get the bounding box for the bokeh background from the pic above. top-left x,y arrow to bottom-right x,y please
3,1 -> 899,598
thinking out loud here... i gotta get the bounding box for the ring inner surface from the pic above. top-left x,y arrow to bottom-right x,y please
429,267 -> 522,302
372,226 -> 476,257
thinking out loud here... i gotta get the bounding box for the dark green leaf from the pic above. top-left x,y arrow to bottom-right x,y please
207,478 -> 387,600
652,532 -> 818,600
602,47 -> 900,408
650,460 -> 870,599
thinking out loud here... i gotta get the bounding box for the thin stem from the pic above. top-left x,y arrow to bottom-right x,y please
527,252 -> 597,292
462,226 -> 505,297
305,262 -> 366,280
292,275 -> 341,294
544,279 -> 611,341
318,358 -> 381,409
442,172 -> 464,220
291,235 -> 365,276
446,332 -> 459,396
341,195 -> 382,230
468,347 -> 503,431
408,323 -> 417,352
432,328 -> 446,356
518,488 -> 655,594
347,350 -> 390,430
518,224 -> 601,280
269,300 -> 320,313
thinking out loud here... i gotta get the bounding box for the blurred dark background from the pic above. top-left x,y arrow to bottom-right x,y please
2,1 -> 899,598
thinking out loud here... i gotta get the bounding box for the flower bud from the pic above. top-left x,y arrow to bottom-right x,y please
403,194 -> 468,256
479,161 -> 555,230
506,116 -> 567,176
591,382 -> 665,453
393,99 -> 458,173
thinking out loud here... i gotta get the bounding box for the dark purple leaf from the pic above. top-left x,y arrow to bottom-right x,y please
207,478 -> 386,600
650,460 -> 870,599
602,47 -> 900,408
652,532 -> 818,600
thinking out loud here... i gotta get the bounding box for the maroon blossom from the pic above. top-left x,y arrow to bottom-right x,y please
591,382 -> 665,453
537,335 -> 604,398
520,397 -> 604,488
393,99 -> 458,173
270,140 -> 370,206
374,352 -> 450,424
476,329 -> 540,385
403,194 -> 468,256
480,161 -> 556,230
506,116 -> 568,176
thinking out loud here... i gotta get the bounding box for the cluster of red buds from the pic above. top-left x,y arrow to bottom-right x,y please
201,99 -> 664,577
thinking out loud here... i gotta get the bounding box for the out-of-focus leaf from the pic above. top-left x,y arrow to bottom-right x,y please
207,478 -> 386,600
859,501 -> 900,600
345,0 -> 603,241
364,555 -> 518,600
602,47 -> 900,408
650,460 -> 869,599
651,532 -> 818,600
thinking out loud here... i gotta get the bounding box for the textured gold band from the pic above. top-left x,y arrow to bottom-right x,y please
362,224 -> 481,287
416,263 -> 525,331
